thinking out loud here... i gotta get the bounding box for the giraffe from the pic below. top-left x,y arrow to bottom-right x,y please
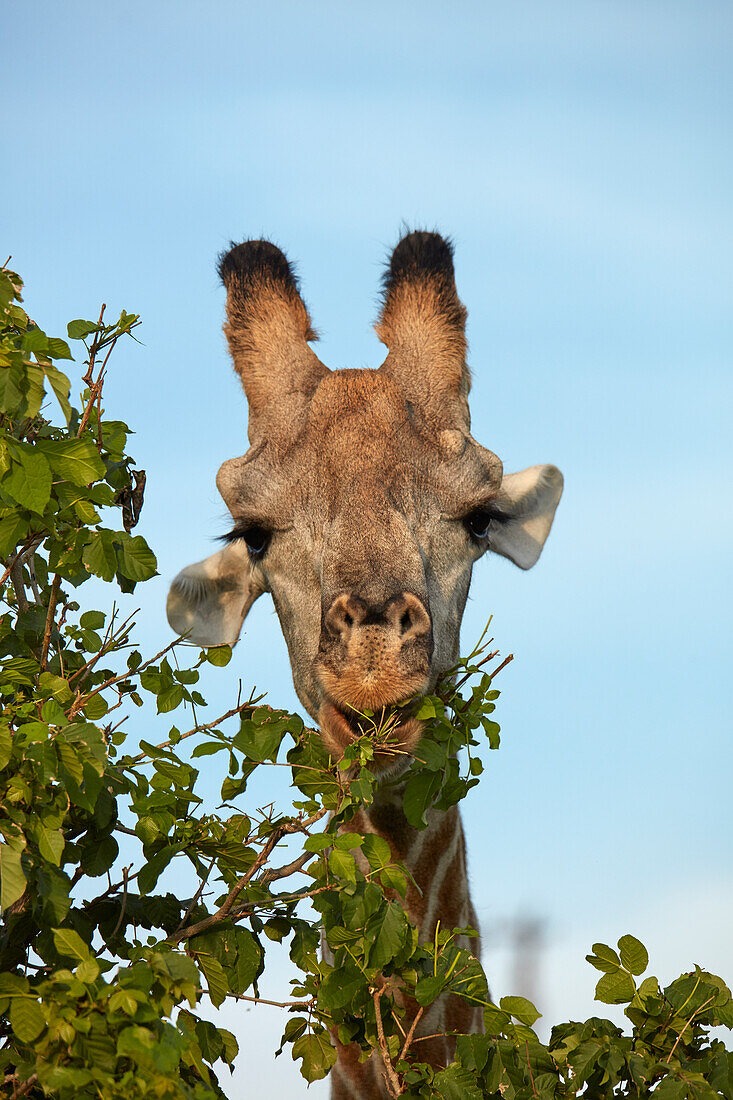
167,231 -> 563,1097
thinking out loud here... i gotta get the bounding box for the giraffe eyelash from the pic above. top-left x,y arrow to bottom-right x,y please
221,522 -> 271,558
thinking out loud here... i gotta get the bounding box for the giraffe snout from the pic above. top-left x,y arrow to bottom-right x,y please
317,591 -> 433,710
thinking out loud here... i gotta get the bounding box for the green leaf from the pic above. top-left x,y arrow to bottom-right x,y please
379,866 -> 408,896
618,934 -> 649,976
403,769 -> 441,829
569,1038 -> 604,1086
197,953 -> 228,1008
333,831 -> 364,850
109,990 -> 142,1016
56,740 -> 83,784
75,957 -> 100,983
81,832 -> 118,876
37,826 -> 65,866
22,363 -> 46,417
9,996 -> 45,1043
433,1064 -> 484,1100
367,901 -> 408,968
231,928 -> 262,994
595,968 -> 636,1004
116,1024 -> 156,1060
0,362 -> 24,414
39,671 -> 73,703
481,717 -> 501,749
361,832 -> 391,869
235,716 -> 287,763
46,336 -> 73,360
82,693 -> 109,720
0,513 -> 25,557
499,995 -> 541,1026
586,942 -> 622,973
53,927 -> 90,961
292,1028 -> 337,1083
0,724 -> 12,770
115,532 -> 157,581
278,1016 -> 308,1053
303,833 -> 332,853
319,964 -> 364,1011
82,529 -> 117,581
325,926 -> 361,948
328,848 -> 356,884
67,319 -> 99,339
138,846 -> 178,893
0,836 -> 26,911
42,362 -> 72,422
80,610 -> 105,629
3,447 -> 51,513
416,974 -> 447,1006
157,684 -> 184,713
415,697 -> 438,719
205,644 -> 232,666
36,437 -> 105,485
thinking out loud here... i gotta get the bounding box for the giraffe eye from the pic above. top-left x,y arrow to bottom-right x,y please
464,509 -> 493,540
222,523 -> 271,558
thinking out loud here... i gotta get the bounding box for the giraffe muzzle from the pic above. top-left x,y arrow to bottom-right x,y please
316,591 -> 433,712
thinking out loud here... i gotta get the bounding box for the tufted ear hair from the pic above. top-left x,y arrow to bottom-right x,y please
376,230 -> 470,429
489,464 -> 564,570
218,240 -> 330,444
166,541 -> 264,647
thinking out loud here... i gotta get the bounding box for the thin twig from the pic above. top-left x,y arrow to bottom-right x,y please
110,865 -> 131,938
68,610 -> 136,687
125,699 -> 255,765
87,867 -> 141,907
167,805 -> 328,943
450,647 -> 498,694
39,572 -> 62,672
665,995 -> 715,1064
372,986 -> 403,1097
398,1005 -> 424,1064
409,1032 -> 450,1045
66,634 -> 182,719
8,558 -> 28,614
227,880 -> 335,921
174,857 -> 216,934
7,1072 -> 38,1099
525,1039 -> 538,1097
487,653 -> 514,680
259,849 -> 315,885
229,993 -> 316,1010
0,535 -> 44,589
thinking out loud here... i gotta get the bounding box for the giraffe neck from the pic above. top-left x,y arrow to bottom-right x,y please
331,789 -> 484,1099
348,784 -> 475,944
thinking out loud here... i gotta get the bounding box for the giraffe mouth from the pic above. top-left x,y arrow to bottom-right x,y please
318,699 -> 424,769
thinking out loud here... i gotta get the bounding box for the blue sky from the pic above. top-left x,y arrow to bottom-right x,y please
4,1 -> 732,1091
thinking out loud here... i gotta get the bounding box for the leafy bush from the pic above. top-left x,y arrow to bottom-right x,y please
0,266 -> 731,1099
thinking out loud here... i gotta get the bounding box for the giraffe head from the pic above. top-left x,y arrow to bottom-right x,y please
167,232 -> 562,772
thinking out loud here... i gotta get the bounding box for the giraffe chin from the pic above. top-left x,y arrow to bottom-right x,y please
318,701 -> 424,776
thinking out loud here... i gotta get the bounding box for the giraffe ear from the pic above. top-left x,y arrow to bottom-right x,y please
488,465 -> 564,570
376,231 -> 470,429
166,542 -> 264,646
219,240 -> 330,444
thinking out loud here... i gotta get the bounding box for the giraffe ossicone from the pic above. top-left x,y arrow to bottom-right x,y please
167,230 -> 563,1097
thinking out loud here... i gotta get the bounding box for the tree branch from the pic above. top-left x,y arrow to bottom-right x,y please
39,572 -> 62,672
167,805 -> 328,944
372,985 -> 403,1097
